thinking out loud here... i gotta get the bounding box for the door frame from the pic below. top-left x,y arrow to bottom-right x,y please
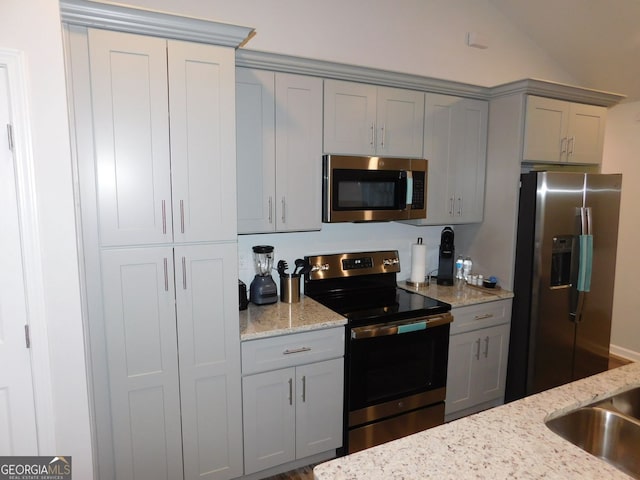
0,49 -> 56,454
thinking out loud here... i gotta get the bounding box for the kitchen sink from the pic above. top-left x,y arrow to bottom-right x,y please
546,388 -> 640,479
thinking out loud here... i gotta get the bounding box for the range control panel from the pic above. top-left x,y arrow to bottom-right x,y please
305,251 -> 401,280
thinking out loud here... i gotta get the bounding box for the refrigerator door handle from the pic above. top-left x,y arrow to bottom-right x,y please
573,207 -> 594,323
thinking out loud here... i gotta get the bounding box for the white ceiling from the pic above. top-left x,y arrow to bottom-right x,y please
488,0 -> 640,102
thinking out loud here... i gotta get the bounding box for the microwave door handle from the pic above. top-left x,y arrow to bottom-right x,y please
405,171 -> 414,208
398,171 -> 408,209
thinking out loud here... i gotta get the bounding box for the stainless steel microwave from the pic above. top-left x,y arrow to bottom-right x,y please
322,155 -> 427,222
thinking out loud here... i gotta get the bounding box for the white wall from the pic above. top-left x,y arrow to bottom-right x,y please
1,0 -> 93,477
602,101 -> 640,360
112,0 -> 577,88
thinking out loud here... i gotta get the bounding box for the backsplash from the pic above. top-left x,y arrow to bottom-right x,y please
237,222 -> 463,291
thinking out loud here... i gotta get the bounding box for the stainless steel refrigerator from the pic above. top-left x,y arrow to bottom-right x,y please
505,171 -> 622,402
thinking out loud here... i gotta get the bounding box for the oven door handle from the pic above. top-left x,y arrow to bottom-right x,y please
350,314 -> 452,339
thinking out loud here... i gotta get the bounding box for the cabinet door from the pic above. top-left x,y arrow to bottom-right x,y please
275,73 -> 323,232
236,68 -> 276,234
423,94 -> 456,224
323,80 -> 377,155
242,368 -> 296,474
475,323 -> 510,405
100,247 -> 183,480
376,86 -> 424,158
89,29 -> 172,246
175,243 -> 242,480
523,96 -> 569,163
295,358 -> 344,458
451,99 -> 488,223
445,330 -> 477,415
566,103 -> 607,164
420,95 -> 487,225
169,41 -> 237,242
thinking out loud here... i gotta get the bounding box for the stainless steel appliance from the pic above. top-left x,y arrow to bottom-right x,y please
322,155 -> 427,222
304,250 -> 452,454
506,171 -> 622,402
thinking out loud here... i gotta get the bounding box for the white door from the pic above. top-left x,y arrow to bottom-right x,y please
168,41 -> 238,242
274,73 -> 323,232
88,29 -> 173,246
100,247 -> 184,480
0,66 -> 39,454
175,243 -> 243,480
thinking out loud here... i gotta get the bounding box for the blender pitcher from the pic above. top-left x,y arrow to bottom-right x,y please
249,245 -> 278,305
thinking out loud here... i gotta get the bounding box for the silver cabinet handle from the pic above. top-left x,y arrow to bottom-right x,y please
161,200 -> 167,234
483,336 -> 490,358
568,136 -> 576,156
283,347 -> 311,355
281,197 -> 286,223
163,257 -> 169,291
449,197 -> 454,216
380,124 -> 385,148
560,136 -> 568,156
288,378 -> 293,405
457,196 -> 462,216
182,256 -> 187,290
268,196 -> 273,224
475,338 -> 481,360
474,313 -> 494,321
302,375 -> 306,402
180,199 -> 185,234
370,122 -> 375,148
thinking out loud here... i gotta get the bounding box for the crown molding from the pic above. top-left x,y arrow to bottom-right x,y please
236,49 -> 491,99
59,0 -> 254,48
489,78 -> 625,107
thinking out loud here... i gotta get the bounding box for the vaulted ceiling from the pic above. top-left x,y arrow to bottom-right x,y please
488,0 -> 640,102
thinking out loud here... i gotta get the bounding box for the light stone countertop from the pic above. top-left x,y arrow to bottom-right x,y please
314,361 -> 640,480
239,296 -> 347,341
399,280 -> 514,307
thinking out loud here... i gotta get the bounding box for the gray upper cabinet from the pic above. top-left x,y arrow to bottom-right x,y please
236,68 -> 323,233
323,79 -> 424,157
406,93 -> 488,225
89,30 -> 237,246
523,95 -> 607,165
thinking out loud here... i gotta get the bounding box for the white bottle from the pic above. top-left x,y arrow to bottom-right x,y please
463,257 -> 473,280
455,256 -> 464,280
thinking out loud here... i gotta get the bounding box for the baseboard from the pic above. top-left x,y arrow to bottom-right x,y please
610,344 -> 640,362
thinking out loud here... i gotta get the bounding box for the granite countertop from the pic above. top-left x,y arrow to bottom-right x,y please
314,361 -> 640,480
239,296 -> 347,341
399,280 -> 514,308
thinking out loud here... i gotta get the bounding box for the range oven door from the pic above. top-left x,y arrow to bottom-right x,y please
346,315 -> 451,453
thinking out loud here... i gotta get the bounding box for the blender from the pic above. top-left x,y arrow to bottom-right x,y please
249,245 -> 278,305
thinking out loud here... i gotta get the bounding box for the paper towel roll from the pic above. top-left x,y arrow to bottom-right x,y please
410,241 -> 427,284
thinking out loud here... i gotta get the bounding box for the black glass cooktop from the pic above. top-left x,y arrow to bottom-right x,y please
307,287 -> 450,327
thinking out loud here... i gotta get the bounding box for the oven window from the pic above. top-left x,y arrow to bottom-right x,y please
333,169 -> 406,211
348,323 -> 449,410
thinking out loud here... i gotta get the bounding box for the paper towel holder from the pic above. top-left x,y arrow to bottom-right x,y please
406,237 -> 429,288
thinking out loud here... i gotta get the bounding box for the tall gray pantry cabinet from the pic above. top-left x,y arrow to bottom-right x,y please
64,16 -> 248,480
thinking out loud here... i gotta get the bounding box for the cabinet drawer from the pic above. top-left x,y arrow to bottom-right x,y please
242,327 -> 345,375
450,299 -> 511,335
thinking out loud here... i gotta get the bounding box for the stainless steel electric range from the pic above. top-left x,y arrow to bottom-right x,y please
303,250 -> 452,454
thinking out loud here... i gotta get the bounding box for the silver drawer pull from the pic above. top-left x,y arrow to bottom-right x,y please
474,313 -> 494,321
283,347 -> 311,355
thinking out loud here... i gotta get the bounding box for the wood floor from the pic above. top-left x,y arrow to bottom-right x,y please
259,463 -> 315,480
264,353 -> 634,480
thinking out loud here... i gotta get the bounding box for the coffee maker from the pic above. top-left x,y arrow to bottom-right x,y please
437,227 -> 455,286
249,245 -> 278,305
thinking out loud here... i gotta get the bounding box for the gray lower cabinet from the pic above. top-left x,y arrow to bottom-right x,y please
445,299 -> 512,422
241,328 -> 344,475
